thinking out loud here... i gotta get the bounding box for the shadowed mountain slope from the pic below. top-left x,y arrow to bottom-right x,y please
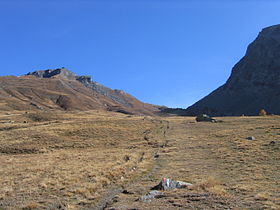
0,69 -> 159,115
185,24 -> 280,116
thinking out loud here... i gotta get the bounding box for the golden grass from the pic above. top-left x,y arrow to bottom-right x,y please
1,112 -> 279,209
22,202 -> 40,210
108,116 -> 280,209
0,110 -> 168,209
190,177 -> 228,196
254,192 -> 271,201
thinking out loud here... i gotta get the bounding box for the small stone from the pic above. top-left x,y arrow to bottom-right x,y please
138,190 -> 163,201
123,155 -> 130,162
154,154 -> 159,158
122,190 -> 133,195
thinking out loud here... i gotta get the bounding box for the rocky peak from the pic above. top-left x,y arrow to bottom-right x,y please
26,68 -> 77,80
185,24 -> 280,116
226,24 -> 280,90
259,24 -> 280,40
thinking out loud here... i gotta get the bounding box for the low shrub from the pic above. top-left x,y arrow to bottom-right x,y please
259,109 -> 267,116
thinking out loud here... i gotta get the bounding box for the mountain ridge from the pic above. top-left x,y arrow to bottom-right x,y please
0,68 -> 160,115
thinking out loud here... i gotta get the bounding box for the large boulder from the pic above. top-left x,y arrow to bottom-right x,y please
151,178 -> 192,190
195,114 -> 217,122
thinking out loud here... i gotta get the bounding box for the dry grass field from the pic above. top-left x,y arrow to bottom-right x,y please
0,110 -> 168,209
0,111 -> 279,209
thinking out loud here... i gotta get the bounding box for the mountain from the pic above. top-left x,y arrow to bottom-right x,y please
0,68 -> 159,115
185,24 -> 280,116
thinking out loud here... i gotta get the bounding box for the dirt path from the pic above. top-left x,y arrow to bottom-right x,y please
1,113 -> 279,209
100,118 -> 233,209
94,122 -> 169,210
103,116 -> 280,209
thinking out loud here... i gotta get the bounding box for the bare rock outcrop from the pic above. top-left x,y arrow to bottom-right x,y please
27,68 -> 77,80
186,24 -> 280,116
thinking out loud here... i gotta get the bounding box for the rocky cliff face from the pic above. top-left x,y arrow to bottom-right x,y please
185,24 -> 280,116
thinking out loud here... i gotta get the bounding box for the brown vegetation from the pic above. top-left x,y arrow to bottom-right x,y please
0,110 -> 168,209
259,109 -> 267,116
0,76 -> 159,115
0,111 -> 279,209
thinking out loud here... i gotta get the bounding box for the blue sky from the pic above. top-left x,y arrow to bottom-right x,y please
0,0 -> 279,108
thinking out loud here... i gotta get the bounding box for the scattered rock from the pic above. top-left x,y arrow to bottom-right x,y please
30,102 -> 43,110
122,189 -> 134,195
4,120 -> 15,124
246,136 -> 256,140
151,178 -> 192,190
138,178 -> 193,201
123,155 -> 130,162
195,114 -> 217,123
269,141 -> 276,145
138,190 -> 163,201
154,154 -> 159,158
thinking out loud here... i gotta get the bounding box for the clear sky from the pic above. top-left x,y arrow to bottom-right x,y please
0,0 -> 279,108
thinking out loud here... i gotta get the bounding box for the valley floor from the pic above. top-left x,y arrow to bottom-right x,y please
0,111 -> 279,209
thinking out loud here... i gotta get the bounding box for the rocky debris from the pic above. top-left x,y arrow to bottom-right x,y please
123,155 -> 130,162
76,75 -> 91,84
2,120 -> 15,124
138,178 -> 193,202
30,102 -> 43,110
269,140 -> 276,145
195,114 -> 217,122
122,189 -> 134,195
154,153 -> 159,158
153,192 -> 210,200
138,190 -> 164,201
151,178 -> 193,191
246,136 -> 256,140
82,81 -> 133,107
185,24 -> 280,116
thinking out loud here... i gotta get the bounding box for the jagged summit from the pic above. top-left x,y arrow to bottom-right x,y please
26,68 -> 93,84
185,24 -> 280,116
26,68 -> 78,80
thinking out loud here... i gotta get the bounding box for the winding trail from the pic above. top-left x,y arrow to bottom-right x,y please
95,116 -> 280,209
93,120 -> 169,210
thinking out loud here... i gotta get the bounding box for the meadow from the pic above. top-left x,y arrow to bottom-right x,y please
0,111 -> 279,209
